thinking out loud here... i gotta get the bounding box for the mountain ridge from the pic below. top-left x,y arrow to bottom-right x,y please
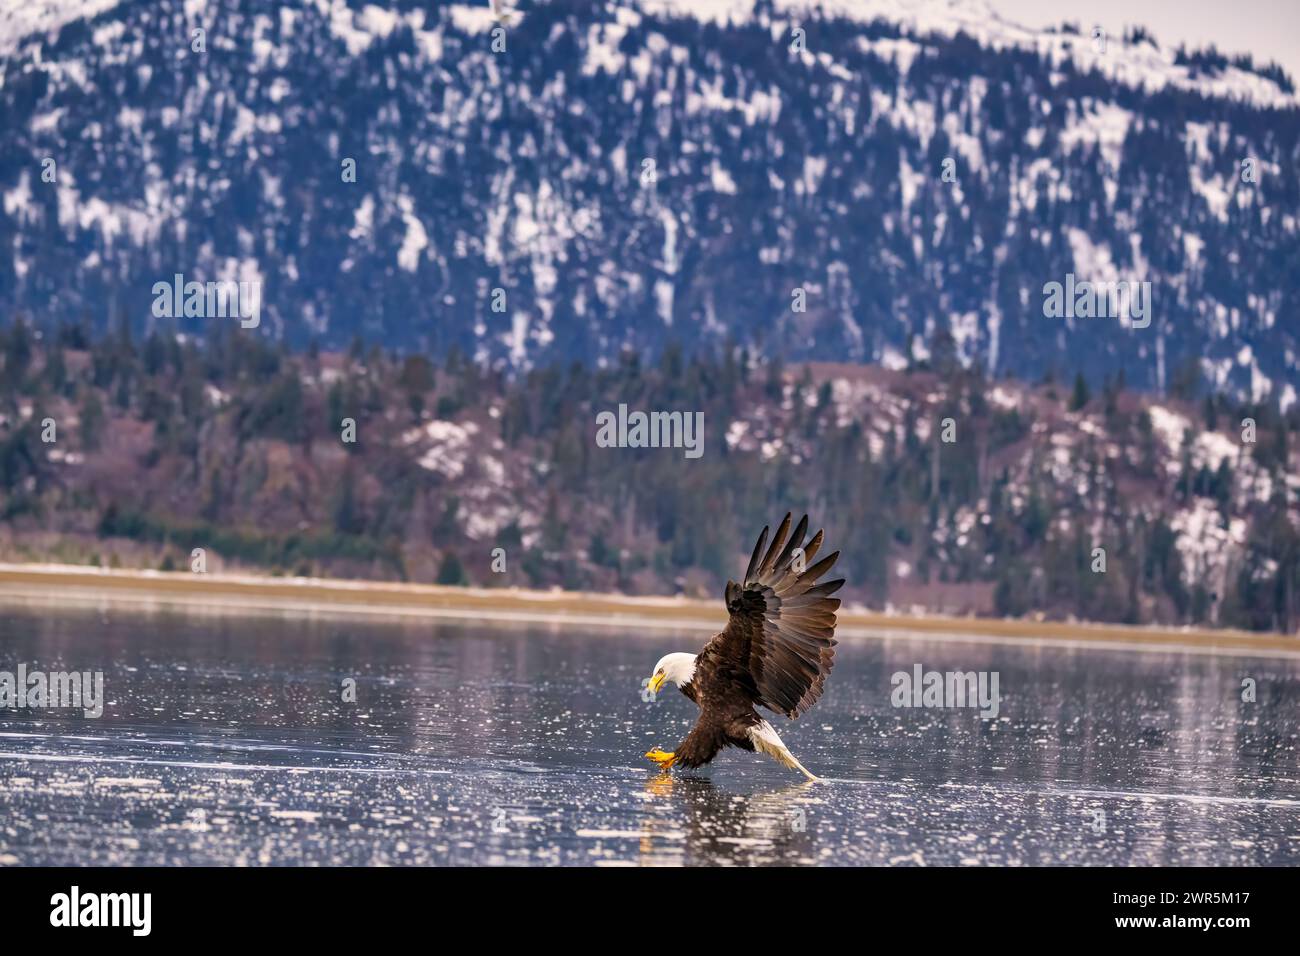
2,0 -> 1298,403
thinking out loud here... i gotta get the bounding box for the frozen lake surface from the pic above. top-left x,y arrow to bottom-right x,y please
0,603 -> 1296,865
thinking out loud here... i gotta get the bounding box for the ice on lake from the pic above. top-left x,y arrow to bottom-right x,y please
0,603 -> 1296,865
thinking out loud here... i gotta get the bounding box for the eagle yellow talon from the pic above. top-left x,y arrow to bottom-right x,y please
644,748 -> 676,771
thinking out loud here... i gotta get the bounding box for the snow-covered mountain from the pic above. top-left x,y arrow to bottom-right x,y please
2,0 -> 1297,400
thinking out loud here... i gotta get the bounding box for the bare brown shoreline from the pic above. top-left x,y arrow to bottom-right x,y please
0,563 -> 1296,656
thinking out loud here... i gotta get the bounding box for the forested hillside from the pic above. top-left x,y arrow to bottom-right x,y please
2,318 -> 1297,632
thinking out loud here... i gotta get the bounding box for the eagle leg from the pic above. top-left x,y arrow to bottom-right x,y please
644,748 -> 677,771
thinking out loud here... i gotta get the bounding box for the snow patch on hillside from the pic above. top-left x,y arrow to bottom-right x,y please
0,0 -> 126,55
638,0 -> 1299,108
407,420 -> 481,479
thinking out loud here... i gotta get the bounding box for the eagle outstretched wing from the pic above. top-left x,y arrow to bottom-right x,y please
707,513 -> 843,719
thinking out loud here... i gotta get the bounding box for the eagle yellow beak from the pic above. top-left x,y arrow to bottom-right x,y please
648,671 -> 666,694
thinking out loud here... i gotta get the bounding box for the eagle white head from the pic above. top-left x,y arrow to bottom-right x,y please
647,652 -> 697,695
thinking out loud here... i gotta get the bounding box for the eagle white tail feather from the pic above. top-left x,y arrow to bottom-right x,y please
748,720 -> 819,782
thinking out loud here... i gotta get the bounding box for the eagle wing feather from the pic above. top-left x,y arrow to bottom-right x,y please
708,513 -> 842,719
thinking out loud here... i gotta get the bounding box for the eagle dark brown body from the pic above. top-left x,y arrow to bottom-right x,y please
644,514 -> 843,779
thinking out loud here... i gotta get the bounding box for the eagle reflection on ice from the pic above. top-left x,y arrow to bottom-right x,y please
637,775 -> 819,865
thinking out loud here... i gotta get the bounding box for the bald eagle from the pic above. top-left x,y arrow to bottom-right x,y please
643,514 -> 842,781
